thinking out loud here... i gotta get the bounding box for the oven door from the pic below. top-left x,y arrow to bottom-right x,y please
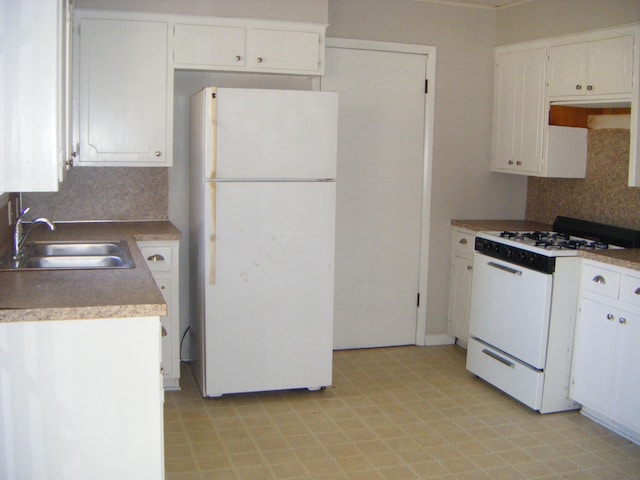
468,252 -> 553,369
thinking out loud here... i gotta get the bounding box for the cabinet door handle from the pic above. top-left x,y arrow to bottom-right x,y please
634,287 -> 640,295
161,325 -> 167,337
508,160 -> 514,165
234,55 -> 241,61
576,84 -> 582,90
256,57 -> 263,63
619,317 -> 627,325
467,265 -> 473,271
586,85 -> 593,91
607,313 -> 615,321
155,151 -> 162,157
592,275 -> 606,285
459,238 -> 468,245
147,254 -> 165,262
516,161 -> 522,166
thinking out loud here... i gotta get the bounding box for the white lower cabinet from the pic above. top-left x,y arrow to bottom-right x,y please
0,316 -> 164,480
448,228 -> 475,345
138,240 -> 181,390
571,260 -> 640,443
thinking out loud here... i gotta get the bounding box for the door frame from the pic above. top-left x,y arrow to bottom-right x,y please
314,38 -> 436,346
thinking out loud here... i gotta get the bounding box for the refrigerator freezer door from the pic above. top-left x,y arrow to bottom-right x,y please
202,181 -> 335,397
208,87 -> 338,180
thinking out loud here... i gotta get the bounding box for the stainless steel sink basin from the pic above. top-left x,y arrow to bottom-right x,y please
0,240 -> 135,271
27,241 -> 123,257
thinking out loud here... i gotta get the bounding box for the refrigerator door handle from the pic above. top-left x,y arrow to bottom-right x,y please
209,182 -> 217,284
208,87 -> 218,180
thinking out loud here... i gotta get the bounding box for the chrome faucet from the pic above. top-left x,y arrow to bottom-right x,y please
12,207 -> 56,259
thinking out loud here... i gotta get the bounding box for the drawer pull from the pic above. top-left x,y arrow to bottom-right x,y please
147,254 -> 165,262
482,348 -> 514,368
161,326 -> 167,337
459,238 -> 468,245
592,275 -> 606,285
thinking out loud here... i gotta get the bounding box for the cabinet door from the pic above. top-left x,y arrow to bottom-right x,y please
547,36 -> 634,97
587,35 -> 634,96
547,43 -> 588,97
570,298 -> 617,412
154,274 -> 175,380
611,306 -> 640,432
174,23 -> 246,69
248,28 -> 321,73
448,255 -> 473,343
77,18 -> 171,166
492,49 -> 546,175
1,0 -> 70,192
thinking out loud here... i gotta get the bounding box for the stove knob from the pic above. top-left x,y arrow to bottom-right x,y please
493,243 -> 500,253
518,251 -> 526,261
527,253 -> 536,265
506,248 -> 513,258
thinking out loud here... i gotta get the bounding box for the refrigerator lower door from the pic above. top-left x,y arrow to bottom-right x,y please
202,181 -> 336,397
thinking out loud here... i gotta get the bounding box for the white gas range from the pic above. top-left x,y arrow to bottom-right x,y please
466,216 -> 640,413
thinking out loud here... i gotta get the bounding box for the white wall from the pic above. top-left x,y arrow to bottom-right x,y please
327,0 -> 528,339
74,0 -> 328,23
496,0 -> 640,45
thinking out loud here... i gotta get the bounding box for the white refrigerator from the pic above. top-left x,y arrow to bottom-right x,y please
189,87 -> 338,398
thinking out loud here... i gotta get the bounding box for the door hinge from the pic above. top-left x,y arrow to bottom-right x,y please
417,293 -> 420,307
425,79 -> 428,94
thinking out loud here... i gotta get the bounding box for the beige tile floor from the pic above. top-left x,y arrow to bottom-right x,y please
164,345 -> 640,479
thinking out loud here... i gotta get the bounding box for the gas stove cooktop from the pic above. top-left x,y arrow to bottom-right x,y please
479,230 -> 621,255
473,217 -> 640,273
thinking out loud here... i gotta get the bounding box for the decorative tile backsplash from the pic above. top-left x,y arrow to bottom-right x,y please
526,129 -> 640,230
22,167 -> 168,222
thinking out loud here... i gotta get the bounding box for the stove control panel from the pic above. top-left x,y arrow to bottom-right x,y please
475,237 -> 556,274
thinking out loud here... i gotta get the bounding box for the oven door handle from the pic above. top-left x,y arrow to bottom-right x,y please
487,261 -> 523,276
482,348 -> 515,368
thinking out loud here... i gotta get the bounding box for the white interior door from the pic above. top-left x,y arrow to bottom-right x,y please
321,43 -> 428,349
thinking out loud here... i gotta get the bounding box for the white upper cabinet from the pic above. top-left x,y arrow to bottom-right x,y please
75,12 -> 173,166
492,48 -> 547,176
172,19 -> 325,75
547,35 -> 634,99
492,24 -> 639,183
174,24 -> 246,68
248,28 -> 322,73
1,0 -> 72,192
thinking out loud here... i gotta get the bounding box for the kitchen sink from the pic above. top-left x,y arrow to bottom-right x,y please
0,241 -> 135,271
27,241 -> 123,257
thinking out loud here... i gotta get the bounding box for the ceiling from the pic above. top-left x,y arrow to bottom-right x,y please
411,0 -> 535,9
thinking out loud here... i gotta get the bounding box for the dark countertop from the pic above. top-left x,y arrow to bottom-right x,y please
451,219 -> 640,271
0,221 -> 181,323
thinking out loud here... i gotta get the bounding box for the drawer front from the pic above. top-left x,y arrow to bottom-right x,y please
620,273 -> 640,307
452,229 -> 475,258
467,338 -> 544,411
139,245 -> 172,272
581,263 -> 620,299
